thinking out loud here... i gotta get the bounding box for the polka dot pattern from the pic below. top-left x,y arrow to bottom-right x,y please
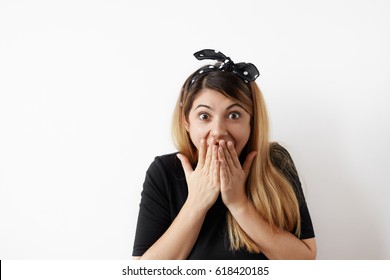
192,49 -> 260,83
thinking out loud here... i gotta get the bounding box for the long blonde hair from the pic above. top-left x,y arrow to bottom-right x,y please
172,69 -> 301,253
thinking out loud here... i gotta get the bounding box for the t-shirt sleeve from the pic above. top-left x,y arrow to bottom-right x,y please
270,143 -> 315,240
132,157 -> 172,257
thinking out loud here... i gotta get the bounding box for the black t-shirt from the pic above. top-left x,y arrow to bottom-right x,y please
132,145 -> 315,259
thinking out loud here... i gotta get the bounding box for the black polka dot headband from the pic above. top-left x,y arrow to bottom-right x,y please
192,49 -> 260,84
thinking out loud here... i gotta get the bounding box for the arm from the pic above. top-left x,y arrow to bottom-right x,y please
139,201 -> 207,259
219,140 -> 316,259
136,141 -> 221,259
228,202 -> 316,260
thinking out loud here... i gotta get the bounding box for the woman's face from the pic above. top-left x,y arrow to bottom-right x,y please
185,89 -> 251,157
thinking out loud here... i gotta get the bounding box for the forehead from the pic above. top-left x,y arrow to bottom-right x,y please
192,89 -> 237,107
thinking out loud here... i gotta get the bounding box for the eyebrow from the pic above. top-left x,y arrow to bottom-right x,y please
194,103 -> 244,111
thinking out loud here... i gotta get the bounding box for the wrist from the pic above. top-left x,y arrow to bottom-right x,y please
182,198 -> 209,219
226,198 -> 251,217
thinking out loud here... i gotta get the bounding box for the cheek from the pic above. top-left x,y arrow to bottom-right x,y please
233,125 -> 251,153
188,125 -> 209,148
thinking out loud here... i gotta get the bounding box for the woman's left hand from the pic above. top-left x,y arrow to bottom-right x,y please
218,140 -> 257,210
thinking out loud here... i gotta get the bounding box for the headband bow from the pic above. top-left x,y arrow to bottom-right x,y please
193,49 -> 260,83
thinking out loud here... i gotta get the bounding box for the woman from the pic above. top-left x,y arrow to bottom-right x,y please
132,49 -> 316,260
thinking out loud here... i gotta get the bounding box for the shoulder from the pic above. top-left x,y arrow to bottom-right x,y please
146,152 -> 184,179
269,142 -> 296,171
149,152 -> 180,169
269,142 -> 299,178
269,142 -> 303,195
142,152 -> 187,209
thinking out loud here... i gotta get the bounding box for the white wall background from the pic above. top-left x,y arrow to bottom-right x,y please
1,0 -> 389,259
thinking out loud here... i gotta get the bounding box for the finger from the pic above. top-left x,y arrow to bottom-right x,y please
177,153 -> 193,179
211,144 -> 218,167
218,144 -> 225,162
219,141 -> 233,174
219,157 -> 228,188
227,141 -> 241,168
212,145 -> 220,185
242,151 -> 257,179
197,139 -> 207,167
204,143 -> 212,170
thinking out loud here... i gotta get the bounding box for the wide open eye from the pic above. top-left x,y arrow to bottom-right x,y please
227,112 -> 241,120
198,113 -> 210,120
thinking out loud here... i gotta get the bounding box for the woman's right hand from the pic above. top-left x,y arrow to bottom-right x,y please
177,139 -> 221,213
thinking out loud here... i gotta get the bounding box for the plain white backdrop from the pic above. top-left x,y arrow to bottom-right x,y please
1,0 -> 389,259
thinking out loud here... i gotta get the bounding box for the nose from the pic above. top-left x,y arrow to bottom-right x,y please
210,118 -> 228,140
